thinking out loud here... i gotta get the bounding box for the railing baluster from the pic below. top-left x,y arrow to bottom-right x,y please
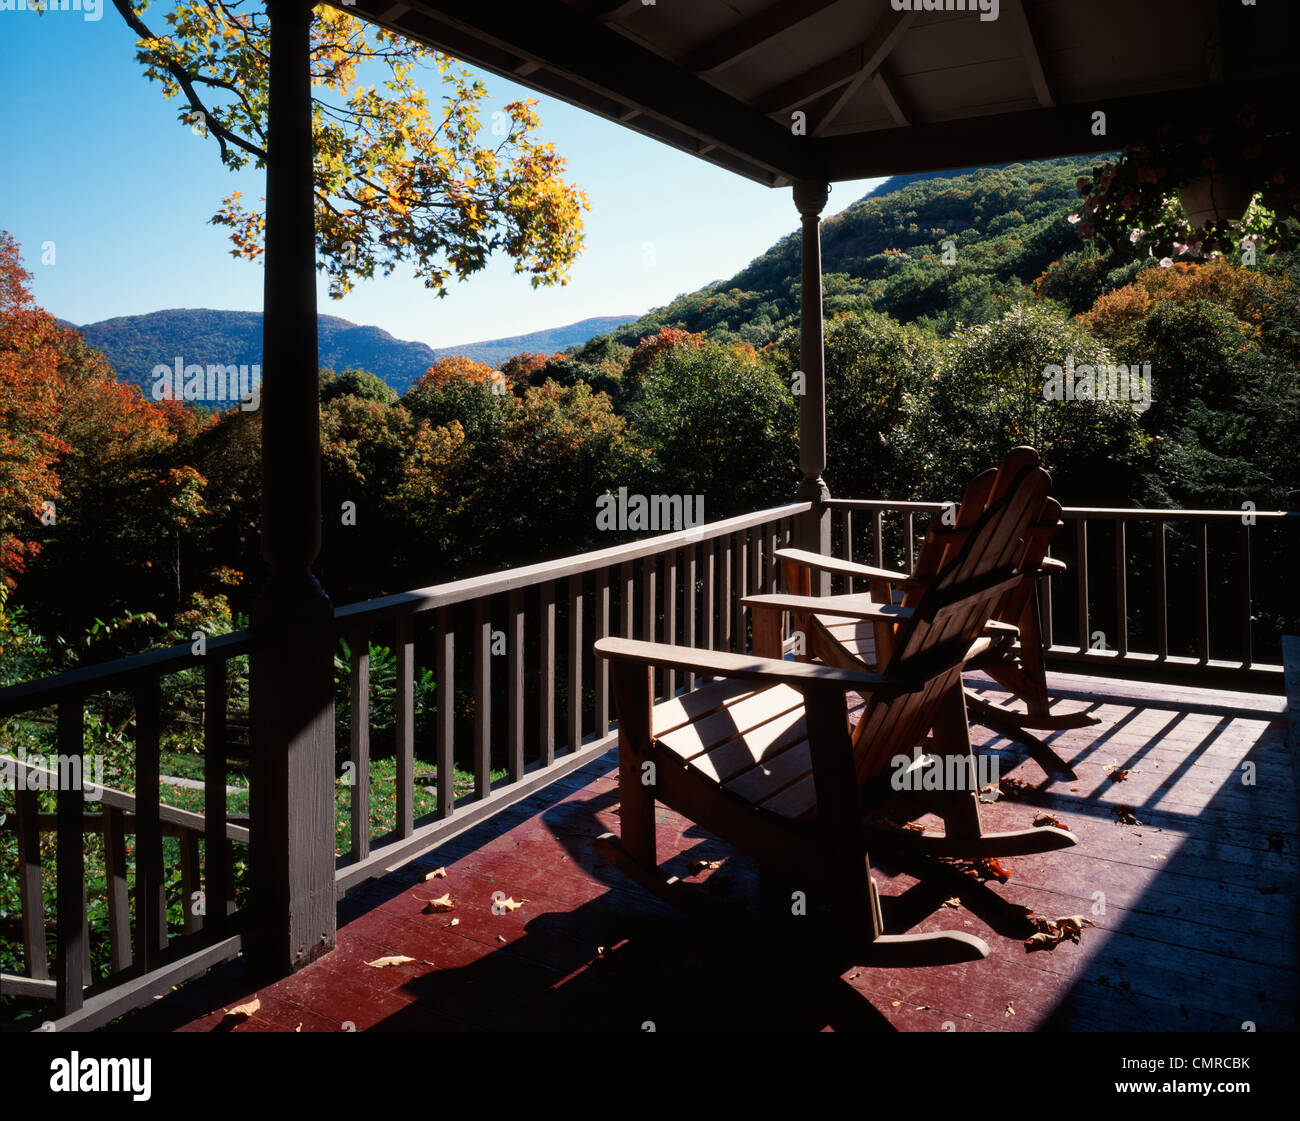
435,606 -> 455,819
720,535 -> 733,653
685,545 -> 698,690
567,574 -> 583,753
508,588 -> 525,781
764,525 -> 777,592
840,509 -> 853,592
181,831 -> 203,935
204,657 -> 233,921
474,598 -> 491,798
348,626 -> 371,861
395,613 -> 414,837
1115,520 -> 1128,658
665,551 -> 678,697
594,569 -> 610,737
1075,519 -> 1089,652
620,561 -> 634,638
1041,545 -> 1055,648
134,681 -> 166,973
56,698 -> 87,1017
102,805 -> 131,974
904,511 -> 915,572
1239,521 -> 1253,668
642,556 -> 658,696
1197,520 -> 1210,662
872,510 -> 884,568
16,787 -> 47,980
540,581 -> 556,767
703,540 -> 716,654
1154,519 -> 1168,659
749,528 -> 762,626
733,532 -> 746,653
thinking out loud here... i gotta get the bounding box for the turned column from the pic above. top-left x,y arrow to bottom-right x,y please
793,179 -> 832,591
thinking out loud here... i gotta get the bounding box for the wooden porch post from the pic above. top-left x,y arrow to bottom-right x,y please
249,0 -> 337,976
794,179 -> 832,592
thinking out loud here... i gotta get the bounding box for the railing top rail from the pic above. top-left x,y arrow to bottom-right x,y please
334,501 -> 812,625
0,630 -> 255,720
1057,507 -> 1293,521
828,498 -> 1294,521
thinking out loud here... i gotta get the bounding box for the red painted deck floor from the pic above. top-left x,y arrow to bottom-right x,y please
108,671 -> 1299,1033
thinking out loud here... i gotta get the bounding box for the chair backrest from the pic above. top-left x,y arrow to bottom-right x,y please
848,457 -> 1050,784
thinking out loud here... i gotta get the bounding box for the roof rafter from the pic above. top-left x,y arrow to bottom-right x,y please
683,0 -> 841,75
756,8 -> 917,117
1003,0 -> 1055,107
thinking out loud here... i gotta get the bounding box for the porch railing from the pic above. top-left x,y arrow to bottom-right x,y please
4,493 -> 1293,1030
0,501 -> 808,1029
826,498 -> 1297,688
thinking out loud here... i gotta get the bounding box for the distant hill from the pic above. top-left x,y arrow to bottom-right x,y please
72,311 -> 637,397
605,156 -> 1105,346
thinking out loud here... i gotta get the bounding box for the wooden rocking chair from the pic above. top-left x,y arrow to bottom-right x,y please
770,448 -> 1098,780
593,457 -> 1077,969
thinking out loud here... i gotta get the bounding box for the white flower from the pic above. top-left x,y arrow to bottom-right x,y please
1129,229 -> 1144,243
1067,213 -> 1081,225
1158,257 -> 1174,268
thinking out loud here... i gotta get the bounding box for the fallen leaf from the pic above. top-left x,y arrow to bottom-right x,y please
1110,769 -> 1130,783
364,955 -> 416,968
1033,812 -> 1063,829
891,1000 -> 901,1007
941,897 -> 962,909
688,858 -> 723,873
223,998 -> 261,1022
494,896 -> 526,913
1004,1002 -> 1016,1017
1112,805 -> 1139,825
294,1023 -> 301,1033
425,868 -> 447,880
443,918 -> 460,927
414,892 -> 455,913
977,857 -> 1011,882
496,935 -> 507,943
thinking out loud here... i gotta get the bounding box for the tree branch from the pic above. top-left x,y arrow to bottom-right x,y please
112,0 -> 267,164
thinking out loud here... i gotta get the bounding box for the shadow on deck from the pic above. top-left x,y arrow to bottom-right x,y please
106,671 -> 1299,1032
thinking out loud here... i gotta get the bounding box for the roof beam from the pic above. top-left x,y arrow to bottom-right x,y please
808,76 -> 1294,181
756,9 -> 917,116
342,0 -> 811,184
1003,0 -> 1054,107
684,0 -> 841,75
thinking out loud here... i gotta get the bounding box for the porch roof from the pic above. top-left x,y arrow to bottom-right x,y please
337,0 -> 1300,186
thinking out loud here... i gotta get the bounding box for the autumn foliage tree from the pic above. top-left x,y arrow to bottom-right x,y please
113,0 -> 589,296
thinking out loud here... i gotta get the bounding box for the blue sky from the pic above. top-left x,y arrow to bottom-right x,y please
0,7 -> 885,349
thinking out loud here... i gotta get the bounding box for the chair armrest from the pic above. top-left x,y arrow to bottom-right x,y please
743,593 -> 914,623
594,638 -> 919,693
775,547 -> 913,585
1039,556 -> 1067,575
981,620 -> 1020,639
